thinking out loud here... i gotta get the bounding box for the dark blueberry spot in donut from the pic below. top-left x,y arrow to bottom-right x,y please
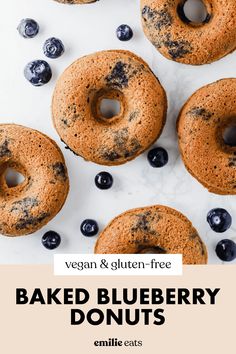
155,10 -> 173,31
11,197 -> 39,215
15,212 -> 50,231
188,106 -> 212,120
105,62 -> 129,89
124,138 -> 142,158
215,239 -> 236,262
142,6 -> 172,31
131,212 -> 158,236
0,140 -> 11,158
102,150 -> 121,162
42,231 -> 61,250
164,38 -> 192,59
142,6 -> 155,20
129,110 -> 139,122
114,128 -> 129,148
52,162 -> 67,181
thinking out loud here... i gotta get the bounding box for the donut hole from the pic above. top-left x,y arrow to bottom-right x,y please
92,89 -> 125,123
100,98 -> 121,119
223,125 -> 236,147
138,246 -> 167,254
178,0 -> 210,25
5,168 -> 25,188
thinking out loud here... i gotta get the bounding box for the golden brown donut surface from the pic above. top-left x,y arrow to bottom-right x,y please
95,205 -> 207,265
178,79 -> 236,195
0,124 -> 69,237
141,0 -> 236,65
52,50 -> 167,166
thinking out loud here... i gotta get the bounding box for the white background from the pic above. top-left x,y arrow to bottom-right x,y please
0,0 -> 236,264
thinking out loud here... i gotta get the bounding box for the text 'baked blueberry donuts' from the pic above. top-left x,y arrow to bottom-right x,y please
141,0 -> 236,65
178,79 -> 236,195
0,124 -> 69,236
52,50 -> 167,166
95,205 -> 207,265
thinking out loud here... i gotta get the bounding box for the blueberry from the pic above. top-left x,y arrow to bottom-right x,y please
95,172 -> 113,190
147,147 -> 169,168
207,208 -> 232,233
215,239 -> 236,262
81,219 -> 99,237
24,60 -> 52,86
116,24 -> 133,41
17,18 -> 39,39
42,231 -> 61,250
43,37 -> 65,59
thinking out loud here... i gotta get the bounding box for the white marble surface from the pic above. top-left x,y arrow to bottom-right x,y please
0,0 -> 236,264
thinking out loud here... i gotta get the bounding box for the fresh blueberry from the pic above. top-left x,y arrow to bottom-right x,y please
42,231 -> 61,250
215,239 -> 236,262
17,18 -> 39,39
147,147 -> 169,168
24,60 -> 52,86
43,37 -> 65,59
207,208 -> 232,233
81,219 -> 99,237
116,24 -> 133,41
95,172 -> 113,190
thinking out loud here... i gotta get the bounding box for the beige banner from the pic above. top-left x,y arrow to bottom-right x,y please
0,265 -> 235,354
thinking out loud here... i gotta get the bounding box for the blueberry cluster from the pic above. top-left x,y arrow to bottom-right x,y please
18,18 -> 65,86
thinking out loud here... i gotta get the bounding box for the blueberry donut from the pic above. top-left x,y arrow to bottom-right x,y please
95,205 -> 207,264
52,50 -> 167,166
178,79 -> 236,195
0,124 -> 69,236
54,0 -> 97,4
141,0 -> 236,65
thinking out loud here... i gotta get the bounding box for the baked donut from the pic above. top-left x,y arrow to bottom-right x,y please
54,0 -> 97,4
177,79 -> 236,195
0,124 -> 69,236
141,0 -> 236,65
95,205 -> 207,264
52,50 -> 167,166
